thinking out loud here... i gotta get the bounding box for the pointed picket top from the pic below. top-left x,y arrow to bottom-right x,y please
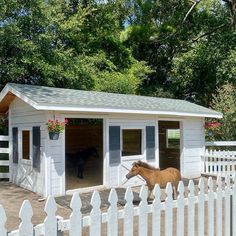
19,200 -> 33,221
153,184 -> 161,200
108,188 -> 118,206
208,177 -> 213,192
0,205 -> 7,236
198,178 -> 205,193
45,196 -> 57,216
70,192 -> 82,213
139,186 -> 148,201
125,187 -> 133,204
178,181 -> 185,197
91,190 -> 101,209
188,180 -> 195,197
19,200 -> 33,236
166,182 -> 173,197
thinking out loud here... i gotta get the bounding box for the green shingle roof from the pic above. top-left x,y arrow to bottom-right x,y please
2,83 -> 222,118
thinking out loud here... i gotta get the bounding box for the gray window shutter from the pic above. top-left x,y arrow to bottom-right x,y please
146,126 -> 155,161
109,126 -> 121,166
12,127 -> 18,164
33,126 -> 41,169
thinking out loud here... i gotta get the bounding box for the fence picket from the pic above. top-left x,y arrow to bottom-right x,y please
124,187 -> 134,236
44,196 -> 58,236
138,186 -> 148,236
177,181 -> 185,236
216,176 -> 222,236
188,180 -> 195,236
70,192 -> 82,236
233,175 -> 236,236
198,178 -> 205,236
0,205 -> 7,236
90,191 -> 101,236
165,183 -> 173,236
208,177 -> 214,236
152,185 -> 161,236
19,200 -> 33,236
224,175 -> 231,236
107,189 -> 118,236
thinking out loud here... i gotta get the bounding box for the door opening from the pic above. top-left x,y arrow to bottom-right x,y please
158,121 -> 181,170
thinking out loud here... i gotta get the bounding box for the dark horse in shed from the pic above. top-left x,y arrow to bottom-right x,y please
66,147 -> 99,179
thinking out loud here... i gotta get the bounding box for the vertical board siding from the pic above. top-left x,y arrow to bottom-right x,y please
146,126 -> 155,161
9,98 -> 47,196
2,176 -> 236,236
12,127 -> 18,164
182,118 -> 205,178
109,126 -> 121,166
32,126 -> 41,169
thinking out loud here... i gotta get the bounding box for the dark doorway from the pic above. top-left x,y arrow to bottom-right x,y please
158,121 -> 181,170
65,118 -> 103,190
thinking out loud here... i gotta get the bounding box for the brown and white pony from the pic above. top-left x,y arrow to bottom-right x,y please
126,161 -> 181,199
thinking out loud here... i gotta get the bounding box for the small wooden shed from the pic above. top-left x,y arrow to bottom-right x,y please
0,83 -> 222,197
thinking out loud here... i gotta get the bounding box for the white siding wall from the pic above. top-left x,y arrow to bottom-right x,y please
9,98 -> 47,196
181,117 -> 205,178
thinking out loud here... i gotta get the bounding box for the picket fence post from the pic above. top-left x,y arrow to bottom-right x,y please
124,187 -> 134,236
233,174 -> 236,236
208,177 -> 214,236
177,181 -> 184,236
19,200 -> 33,236
90,191 -> 101,236
107,189 -> 118,236
138,186 -> 148,236
216,176 -> 223,236
188,180 -> 195,236
0,205 -> 7,236
44,196 -> 58,236
224,175 -> 231,236
198,178 -> 205,236
165,183 -> 173,236
70,192 -> 82,236
152,184 -> 161,236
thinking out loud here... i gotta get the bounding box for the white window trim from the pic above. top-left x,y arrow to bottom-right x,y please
121,126 -> 145,160
19,127 -> 32,164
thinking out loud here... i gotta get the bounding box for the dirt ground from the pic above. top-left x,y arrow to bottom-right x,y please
0,177 -> 223,235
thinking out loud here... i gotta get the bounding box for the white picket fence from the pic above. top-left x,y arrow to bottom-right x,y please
1,175 -> 236,236
201,149 -> 236,176
0,135 -> 9,179
202,141 -> 236,176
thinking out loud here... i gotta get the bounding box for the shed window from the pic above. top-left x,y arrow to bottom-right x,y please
122,129 -> 142,156
166,129 -> 180,149
22,131 -> 30,160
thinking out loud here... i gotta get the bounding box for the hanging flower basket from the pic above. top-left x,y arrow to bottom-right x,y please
49,131 -> 60,140
46,119 -> 68,140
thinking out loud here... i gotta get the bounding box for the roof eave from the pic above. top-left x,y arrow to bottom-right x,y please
35,104 -> 223,118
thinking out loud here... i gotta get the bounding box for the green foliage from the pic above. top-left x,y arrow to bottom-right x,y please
206,83 -> 236,141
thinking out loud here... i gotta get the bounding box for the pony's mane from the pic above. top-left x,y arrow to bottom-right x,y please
136,160 -> 160,170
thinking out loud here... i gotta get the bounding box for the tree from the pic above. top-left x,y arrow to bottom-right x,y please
0,0 -> 151,94
205,82 -> 236,141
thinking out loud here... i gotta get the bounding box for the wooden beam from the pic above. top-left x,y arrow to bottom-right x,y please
0,92 -> 15,113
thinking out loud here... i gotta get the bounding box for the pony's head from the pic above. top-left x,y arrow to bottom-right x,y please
126,162 -> 140,179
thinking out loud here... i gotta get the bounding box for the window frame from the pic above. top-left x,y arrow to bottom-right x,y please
19,127 -> 32,164
121,127 -> 145,159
